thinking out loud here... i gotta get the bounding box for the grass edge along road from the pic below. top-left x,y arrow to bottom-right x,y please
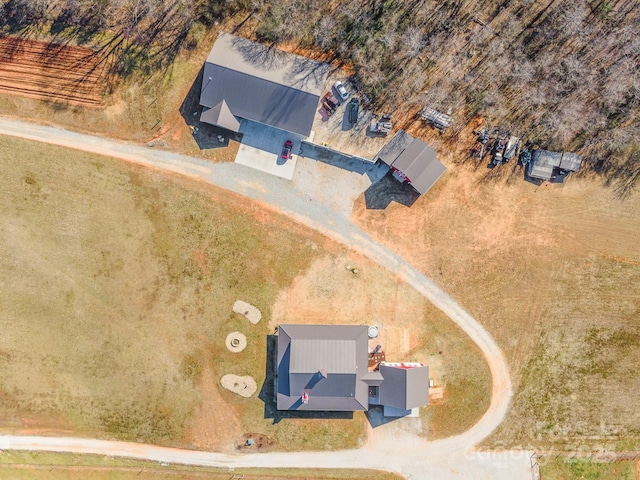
0,450 -> 404,479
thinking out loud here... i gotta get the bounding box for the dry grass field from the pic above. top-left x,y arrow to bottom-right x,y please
0,134 -> 490,451
353,119 -> 640,451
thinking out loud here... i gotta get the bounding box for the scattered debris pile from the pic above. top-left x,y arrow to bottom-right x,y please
369,114 -> 393,135
419,106 -> 453,133
471,129 -> 520,166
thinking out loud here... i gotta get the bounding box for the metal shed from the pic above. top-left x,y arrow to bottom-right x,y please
375,130 -> 446,195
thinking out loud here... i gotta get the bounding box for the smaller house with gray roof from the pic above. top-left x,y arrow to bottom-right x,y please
277,324 -> 429,415
375,130 -> 446,195
528,149 -> 582,182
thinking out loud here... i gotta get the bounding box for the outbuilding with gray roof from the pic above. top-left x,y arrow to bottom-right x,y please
375,130 -> 446,195
528,149 -> 582,182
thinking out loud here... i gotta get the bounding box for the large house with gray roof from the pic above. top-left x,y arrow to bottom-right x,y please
277,324 -> 429,414
199,33 -> 329,138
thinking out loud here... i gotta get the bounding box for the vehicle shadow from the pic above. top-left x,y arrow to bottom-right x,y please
341,104 -> 354,131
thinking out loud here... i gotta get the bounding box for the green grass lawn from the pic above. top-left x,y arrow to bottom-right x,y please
541,456 -> 637,480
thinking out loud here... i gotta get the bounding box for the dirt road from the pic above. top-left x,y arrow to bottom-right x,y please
0,116 -> 529,479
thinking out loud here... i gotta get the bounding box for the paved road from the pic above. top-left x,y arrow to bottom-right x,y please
0,117 -> 530,479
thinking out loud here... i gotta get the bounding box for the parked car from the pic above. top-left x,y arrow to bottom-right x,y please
492,138 -> 506,165
348,97 -> 359,124
503,135 -> 520,162
333,81 -> 349,101
281,140 -> 293,160
369,120 -> 392,134
322,92 -> 339,115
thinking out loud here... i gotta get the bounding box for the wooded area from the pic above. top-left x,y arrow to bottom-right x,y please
1,0 -> 638,189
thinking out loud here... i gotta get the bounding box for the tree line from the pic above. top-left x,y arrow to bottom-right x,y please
0,0 -> 249,74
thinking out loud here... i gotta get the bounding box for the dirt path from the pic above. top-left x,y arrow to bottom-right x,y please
0,116 -> 528,479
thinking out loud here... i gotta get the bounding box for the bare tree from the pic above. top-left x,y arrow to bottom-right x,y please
403,26 -> 425,59
313,16 -> 335,50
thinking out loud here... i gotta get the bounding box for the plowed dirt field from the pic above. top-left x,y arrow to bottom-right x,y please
0,36 -> 106,107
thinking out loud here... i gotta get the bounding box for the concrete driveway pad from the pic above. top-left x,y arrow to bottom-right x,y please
235,120 -> 300,180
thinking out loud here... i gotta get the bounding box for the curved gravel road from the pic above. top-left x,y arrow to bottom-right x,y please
0,117 -> 530,479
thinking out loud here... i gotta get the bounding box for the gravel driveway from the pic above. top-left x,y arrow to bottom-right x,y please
0,116 -> 530,479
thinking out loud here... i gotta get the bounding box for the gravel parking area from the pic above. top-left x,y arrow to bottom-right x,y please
292,154 -> 388,215
310,76 -> 390,160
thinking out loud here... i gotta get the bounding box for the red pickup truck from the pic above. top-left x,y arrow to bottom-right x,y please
322,92 -> 339,115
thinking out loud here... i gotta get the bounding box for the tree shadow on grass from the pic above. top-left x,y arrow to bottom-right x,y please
259,335 -> 353,424
607,153 -> 640,200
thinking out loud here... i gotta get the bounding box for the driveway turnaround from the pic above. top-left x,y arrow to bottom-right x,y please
0,116 -> 531,479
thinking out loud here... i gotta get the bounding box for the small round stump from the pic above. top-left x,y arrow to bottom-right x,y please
225,332 -> 247,353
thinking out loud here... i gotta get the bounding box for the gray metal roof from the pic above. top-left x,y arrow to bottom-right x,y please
529,150 -> 562,180
200,100 -> 240,132
375,130 -> 445,194
277,324 -> 369,411
290,339 -> 356,374
559,152 -> 582,172
362,370 -> 384,386
529,149 -> 582,180
378,364 -> 430,410
392,138 -> 446,195
375,130 -> 414,166
199,33 -> 329,137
